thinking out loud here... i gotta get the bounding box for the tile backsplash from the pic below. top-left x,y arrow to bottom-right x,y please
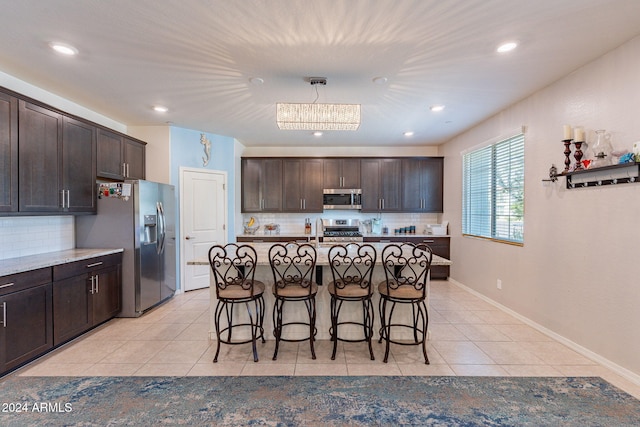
0,216 -> 75,260
239,212 -> 441,236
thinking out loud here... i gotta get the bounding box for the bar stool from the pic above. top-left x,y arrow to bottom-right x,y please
327,243 -> 377,360
208,244 -> 265,362
378,242 -> 432,363
268,242 -> 318,360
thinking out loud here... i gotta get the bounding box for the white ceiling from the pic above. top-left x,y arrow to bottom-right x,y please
2,0 -> 640,147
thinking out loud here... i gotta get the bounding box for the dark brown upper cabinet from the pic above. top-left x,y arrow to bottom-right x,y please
62,116 -> 97,213
401,157 -> 444,212
323,158 -> 360,189
18,101 -> 96,214
97,129 -> 146,180
360,158 -> 402,212
18,101 -> 64,213
241,158 -> 283,212
282,158 -> 324,212
0,92 -> 18,213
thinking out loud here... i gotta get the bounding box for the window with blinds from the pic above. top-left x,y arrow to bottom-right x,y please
462,133 -> 525,244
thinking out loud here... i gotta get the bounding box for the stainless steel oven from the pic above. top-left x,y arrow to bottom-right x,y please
321,219 -> 363,243
323,189 -> 362,210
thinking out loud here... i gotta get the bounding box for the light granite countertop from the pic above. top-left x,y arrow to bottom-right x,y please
0,248 -> 124,277
190,242 -> 451,267
237,233 -> 450,239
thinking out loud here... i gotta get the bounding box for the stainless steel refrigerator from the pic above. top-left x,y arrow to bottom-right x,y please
76,180 -> 176,317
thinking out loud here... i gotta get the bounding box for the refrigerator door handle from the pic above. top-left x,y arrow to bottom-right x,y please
157,201 -> 166,255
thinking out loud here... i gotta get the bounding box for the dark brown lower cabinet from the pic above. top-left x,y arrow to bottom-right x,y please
52,274 -> 92,346
0,274 -> 53,374
1,254 -> 122,377
416,237 -> 450,280
92,265 -> 121,326
52,254 -> 122,346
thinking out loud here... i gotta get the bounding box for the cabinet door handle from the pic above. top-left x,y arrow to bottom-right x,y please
90,276 -> 95,294
66,190 -> 70,208
0,282 -> 15,289
60,190 -> 65,208
86,262 -> 103,268
95,275 -> 99,294
122,163 -> 126,177
126,163 -> 130,177
1,302 -> 6,328
423,240 -> 435,243
303,199 -> 306,209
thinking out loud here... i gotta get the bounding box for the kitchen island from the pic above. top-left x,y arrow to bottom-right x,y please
189,242 -> 451,342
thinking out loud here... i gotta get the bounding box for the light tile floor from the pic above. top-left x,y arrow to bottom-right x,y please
14,280 -> 640,399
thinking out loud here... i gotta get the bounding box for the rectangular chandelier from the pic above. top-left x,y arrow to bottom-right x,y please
276,103 -> 361,131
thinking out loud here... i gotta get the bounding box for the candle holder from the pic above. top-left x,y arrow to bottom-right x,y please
562,139 -> 572,173
573,141 -> 584,171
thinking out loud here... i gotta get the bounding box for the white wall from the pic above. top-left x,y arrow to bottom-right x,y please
441,35 -> 640,379
128,125 -> 172,184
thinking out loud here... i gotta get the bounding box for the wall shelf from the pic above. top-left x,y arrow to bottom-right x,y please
562,162 -> 640,189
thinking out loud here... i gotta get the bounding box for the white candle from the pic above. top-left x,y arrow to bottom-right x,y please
563,125 -> 572,140
574,127 -> 584,142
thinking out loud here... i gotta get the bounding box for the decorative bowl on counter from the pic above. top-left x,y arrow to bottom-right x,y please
243,217 -> 260,234
264,223 -> 280,235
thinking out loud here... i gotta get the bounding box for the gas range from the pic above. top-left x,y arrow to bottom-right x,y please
321,219 -> 363,243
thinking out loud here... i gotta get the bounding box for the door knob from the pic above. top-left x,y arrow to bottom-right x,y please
185,236 -> 196,240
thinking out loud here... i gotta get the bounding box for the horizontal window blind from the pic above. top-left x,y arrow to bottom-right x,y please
462,133 -> 524,244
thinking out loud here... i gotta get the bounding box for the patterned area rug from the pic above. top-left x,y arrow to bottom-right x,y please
1,376 -> 639,426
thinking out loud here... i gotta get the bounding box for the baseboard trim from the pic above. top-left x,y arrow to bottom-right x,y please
446,277 -> 640,387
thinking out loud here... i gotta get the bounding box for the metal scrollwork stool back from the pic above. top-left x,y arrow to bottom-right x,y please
328,243 -> 377,360
378,242 -> 432,364
208,244 -> 265,362
268,242 -> 318,360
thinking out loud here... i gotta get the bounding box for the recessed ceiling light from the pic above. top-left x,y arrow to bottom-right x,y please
250,77 -> 264,85
403,131 -> 414,137
497,41 -> 518,53
49,42 -> 78,56
153,105 -> 168,113
430,105 -> 445,112
312,131 -> 323,137
372,76 -> 388,85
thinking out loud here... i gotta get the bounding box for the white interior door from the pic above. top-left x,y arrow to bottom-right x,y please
180,168 -> 227,291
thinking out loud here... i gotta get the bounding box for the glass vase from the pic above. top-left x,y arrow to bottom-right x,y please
591,129 -> 613,167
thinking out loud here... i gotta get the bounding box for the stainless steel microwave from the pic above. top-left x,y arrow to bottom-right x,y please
323,189 -> 362,210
